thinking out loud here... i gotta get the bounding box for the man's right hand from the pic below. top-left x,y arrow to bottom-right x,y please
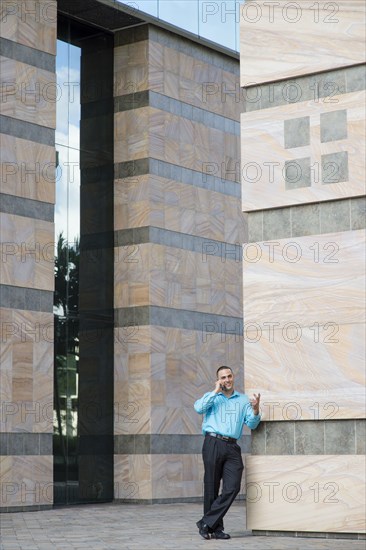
214,380 -> 222,393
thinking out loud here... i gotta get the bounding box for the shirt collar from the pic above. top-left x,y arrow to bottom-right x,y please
220,390 -> 240,398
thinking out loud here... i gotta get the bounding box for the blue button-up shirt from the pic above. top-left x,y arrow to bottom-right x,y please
194,390 -> 261,440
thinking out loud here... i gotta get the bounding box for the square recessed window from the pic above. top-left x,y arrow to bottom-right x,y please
322,151 -> 349,184
320,110 -> 347,142
284,157 -> 311,190
284,117 -> 310,149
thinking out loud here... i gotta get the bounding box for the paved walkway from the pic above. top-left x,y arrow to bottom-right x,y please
0,503 -> 364,550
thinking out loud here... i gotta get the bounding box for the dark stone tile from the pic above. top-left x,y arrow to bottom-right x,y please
115,158 -> 149,179
327,533 -> 359,540
351,196 -> 366,230
40,291 -> 53,313
291,203 -> 320,237
320,109 -> 347,142
284,116 -> 310,148
170,164 -> 182,182
266,422 -> 295,455
23,433 -> 40,455
181,102 -> 193,120
263,208 -> 291,240
324,420 -> 355,454
320,200 -> 350,233
0,37 -> 55,72
0,433 -> 8,454
167,231 -> 184,249
285,157 -> 311,190
355,419 -> 365,454
115,90 -> 149,112
40,434 -> 53,455
8,286 -> 26,309
0,193 -> 53,222
237,434 -> 251,454
114,434 -> 134,454
251,422 -> 266,454
309,70 -> 346,101
24,288 -> 41,312
170,99 -> 181,116
322,151 -> 349,184
0,115 -> 54,146
114,25 -> 148,46
134,434 -> 151,454
346,64 -> 366,93
247,211 -> 263,242
8,433 -> 24,454
151,434 -> 172,454
295,421 -> 324,454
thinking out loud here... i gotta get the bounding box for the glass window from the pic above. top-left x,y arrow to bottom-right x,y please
54,19 -> 114,506
116,0 -> 240,51
198,0 -> 239,51
159,0 -> 199,35
54,37 -> 81,504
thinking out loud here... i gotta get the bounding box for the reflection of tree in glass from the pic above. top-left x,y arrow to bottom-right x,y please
54,232 -> 79,317
53,233 -> 80,484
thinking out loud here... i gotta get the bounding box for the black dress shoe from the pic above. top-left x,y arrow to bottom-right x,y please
211,529 -> 231,539
196,520 -> 210,540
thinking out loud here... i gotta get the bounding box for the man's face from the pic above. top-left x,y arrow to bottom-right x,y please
217,368 -> 234,391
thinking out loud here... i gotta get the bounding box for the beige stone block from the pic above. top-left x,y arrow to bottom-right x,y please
245,322 -> 365,421
12,341 -> 33,402
0,57 -> 56,128
151,406 -> 183,433
0,0 -> 57,55
0,309 -> 53,432
114,109 -> 149,162
243,231 -> 365,326
128,352 -> 150,380
246,455 -> 366,533
152,454 -> 182,499
114,454 -> 152,500
164,71 -> 179,98
241,90 -> 366,210
240,0 -> 366,86
0,134 -> 55,202
114,42 -> 148,95
0,213 -> 54,290
0,456 -> 53,508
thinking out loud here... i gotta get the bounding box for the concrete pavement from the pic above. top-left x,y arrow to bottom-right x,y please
0,502 -> 364,550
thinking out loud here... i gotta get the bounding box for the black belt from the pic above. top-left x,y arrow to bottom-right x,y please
206,432 -> 237,443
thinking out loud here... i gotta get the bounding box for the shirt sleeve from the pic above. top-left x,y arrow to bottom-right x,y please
244,402 -> 261,430
194,391 -> 218,414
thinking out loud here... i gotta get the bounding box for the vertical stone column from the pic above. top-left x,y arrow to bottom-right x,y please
113,24 -> 246,502
0,0 -> 57,511
240,0 -> 365,537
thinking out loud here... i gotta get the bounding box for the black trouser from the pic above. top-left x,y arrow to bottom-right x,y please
202,434 -> 244,531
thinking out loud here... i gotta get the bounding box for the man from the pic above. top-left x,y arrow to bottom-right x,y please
194,366 -> 261,540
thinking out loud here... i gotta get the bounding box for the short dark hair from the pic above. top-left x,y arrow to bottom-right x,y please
216,366 -> 233,378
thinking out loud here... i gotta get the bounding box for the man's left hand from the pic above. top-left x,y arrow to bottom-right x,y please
251,393 -> 261,415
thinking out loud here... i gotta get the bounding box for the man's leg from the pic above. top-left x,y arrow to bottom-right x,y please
200,436 -> 224,531
202,436 -> 223,522
203,442 -> 243,532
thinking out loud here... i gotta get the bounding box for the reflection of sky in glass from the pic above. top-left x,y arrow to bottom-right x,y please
55,40 -> 81,246
159,1 -> 198,35
116,0 -> 240,51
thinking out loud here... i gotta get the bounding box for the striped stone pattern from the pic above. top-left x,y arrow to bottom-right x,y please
113,25 -> 247,503
241,2 -> 366,536
0,0 -> 56,511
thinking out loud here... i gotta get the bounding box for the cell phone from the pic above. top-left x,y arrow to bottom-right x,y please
220,384 -> 225,390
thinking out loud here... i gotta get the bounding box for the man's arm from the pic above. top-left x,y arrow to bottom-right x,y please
194,380 -> 222,414
244,393 -> 261,430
